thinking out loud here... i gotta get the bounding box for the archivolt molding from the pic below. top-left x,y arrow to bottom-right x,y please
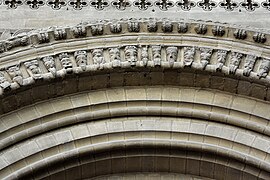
1,117 -> 270,179
0,35 -> 270,98
1,87 -> 270,180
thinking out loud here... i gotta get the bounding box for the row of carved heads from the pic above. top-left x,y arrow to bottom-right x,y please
0,46 -> 270,93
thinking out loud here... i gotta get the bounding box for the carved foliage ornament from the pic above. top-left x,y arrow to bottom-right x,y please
68,0 -> 88,10
212,25 -> 225,36
110,22 -> 122,33
91,24 -> 103,35
147,20 -> 158,32
133,0 -> 152,10
54,28 -> 67,40
240,0 -> 259,11
128,20 -> 140,32
197,0 -> 217,11
111,0 -> 131,10
162,21 -> 173,33
37,32 -> 49,44
4,0 -> 23,9
47,0 -> 67,10
90,0 -> 109,10
154,0 -> 174,11
219,0 -> 238,11
195,24 -> 207,35
25,0 -> 45,9
72,25 -> 86,37
262,0 -> 270,11
176,0 -> 196,11
253,32 -> 266,43
234,29 -> 247,40
178,22 -> 188,33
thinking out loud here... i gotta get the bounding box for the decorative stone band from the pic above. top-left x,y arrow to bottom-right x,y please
2,0 -> 270,11
0,19 -> 269,55
0,44 -> 269,95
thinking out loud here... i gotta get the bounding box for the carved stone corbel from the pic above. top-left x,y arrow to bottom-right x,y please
24,60 -> 43,79
59,53 -> 73,74
108,47 -> 121,68
92,48 -> 105,69
141,46 -> 149,66
216,49 -> 228,71
229,52 -> 243,74
152,45 -> 161,66
183,46 -> 195,67
124,46 -> 138,66
257,58 -> 270,78
243,55 -> 257,76
91,24 -> 104,36
166,46 -> 178,67
54,28 -> 67,40
72,25 -> 87,38
199,48 -> 212,69
42,56 -> 57,77
74,50 -> 88,71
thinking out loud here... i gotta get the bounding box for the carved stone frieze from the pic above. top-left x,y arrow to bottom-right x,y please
229,52 -> 242,74
124,46 -> 138,66
243,55 -> 257,76
199,47 -> 212,69
183,46 -> 195,67
258,58 -> 270,78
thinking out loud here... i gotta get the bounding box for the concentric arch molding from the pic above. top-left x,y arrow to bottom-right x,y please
0,19 -> 270,113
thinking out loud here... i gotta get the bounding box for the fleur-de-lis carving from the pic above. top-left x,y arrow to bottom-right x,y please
89,0 -> 109,10
25,0 -> 45,9
197,0 -> 217,11
176,0 -> 196,11
4,0 -> 23,9
240,0 -> 259,11
154,0 -> 174,11
219,0 -> 238,11
262,0 -> 270,11
47,0 -> 67,9
133,0 -> 153,10
111,0 -> 131,10
68,0 -> 88,10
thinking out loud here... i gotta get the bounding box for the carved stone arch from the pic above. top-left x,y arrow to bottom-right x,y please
1,19 -> 270,180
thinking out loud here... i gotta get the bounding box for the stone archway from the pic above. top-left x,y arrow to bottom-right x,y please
0,19 -> 270,179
